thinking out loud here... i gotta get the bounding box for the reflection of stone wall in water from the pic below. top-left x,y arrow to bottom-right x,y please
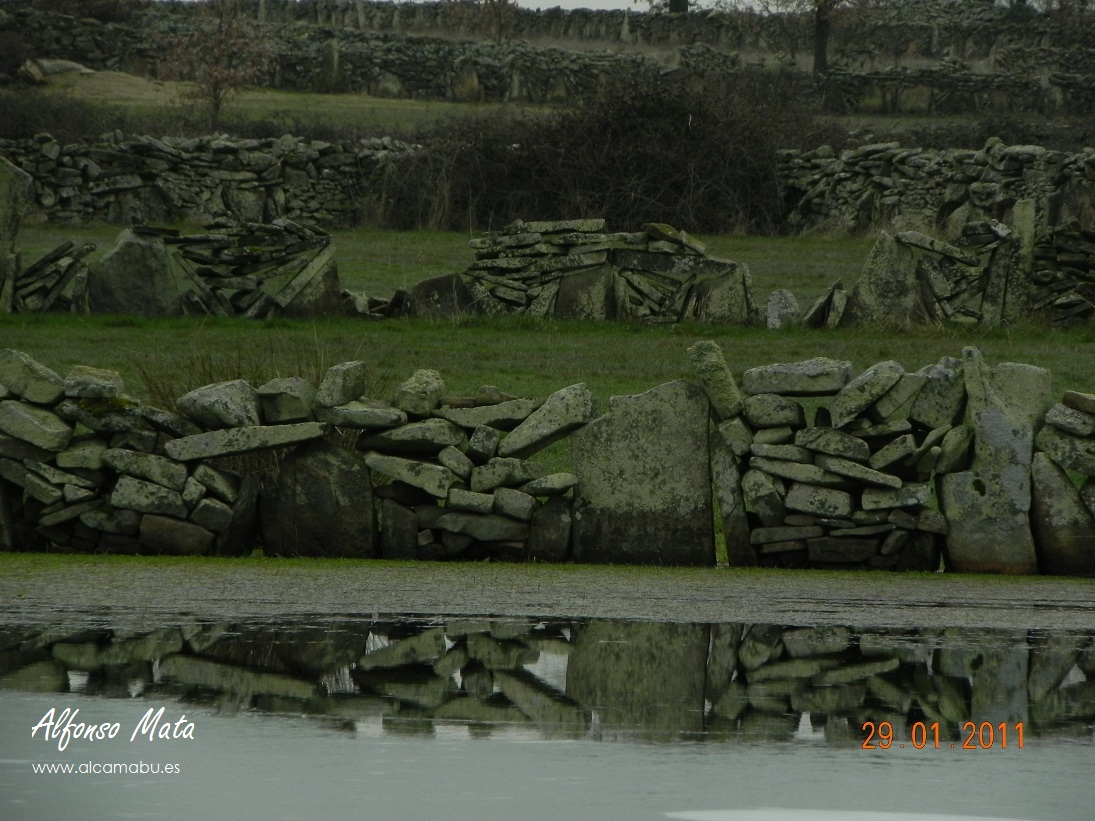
3,616 -> 1094,742
2,343 -> 1095,575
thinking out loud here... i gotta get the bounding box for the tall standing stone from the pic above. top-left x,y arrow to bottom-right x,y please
940,349 -> 1051,574
89,230 -> 190,317
0,157 -> 33,254
1030,452 -> 1095,576
571,380 -> 712,565
845,231 -> 922,327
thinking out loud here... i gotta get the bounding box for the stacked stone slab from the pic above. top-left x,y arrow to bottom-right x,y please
392,220 -> 758,325
701,350 -> 947,571
2,240 -> 96,314
0,350 -> 289,555
364,372 -> 590,563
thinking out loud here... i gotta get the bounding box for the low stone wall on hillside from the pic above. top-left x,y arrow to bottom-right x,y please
1,345 -> 1093,576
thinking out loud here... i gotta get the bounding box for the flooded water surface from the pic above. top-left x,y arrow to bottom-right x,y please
2,612 -> 1094,820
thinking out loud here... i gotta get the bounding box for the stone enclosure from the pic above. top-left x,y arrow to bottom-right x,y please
1,344 -> 1093,576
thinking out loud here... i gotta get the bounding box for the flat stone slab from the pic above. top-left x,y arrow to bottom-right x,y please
794,427 -> 870,463
139,515 -> 215,556
784,483 -> 853,518
743,394 -> 805,428
498,383 -> 595,458
0,350 -> 64,405
1063,390 -> 1095,416
572,380 -> 713,566
742,358 -> 852,396
469,457 -> 546,492
176,380 -> 260,429
434,512 -> 529,542
363,452 -> 457,498
814,454 -> 903,488
111,475 -> 187,518
358,418 -> 466,456
1045,403 -> 1095,438
63,365 -> 124,400
1035,426 -> 1095,476
749,457 -> 848,488
0,401 -> 72,452
394,369 -> 445,417
829,360 -> 904,428
861,483 -> 931,510
447,487 -> 494,514
435,399 -> 540,431
741,469 -> 786,527
909,357 -> 965,430
102,448 -> 187,492
164,422 -> 330,461
316,399 -> 406,429
519,472 -> 578,497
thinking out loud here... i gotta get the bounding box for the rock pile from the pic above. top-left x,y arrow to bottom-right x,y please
381,220 -> 758,324
1,240 -> 95,314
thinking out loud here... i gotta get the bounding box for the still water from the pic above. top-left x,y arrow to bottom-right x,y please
2,615 -> 1094,821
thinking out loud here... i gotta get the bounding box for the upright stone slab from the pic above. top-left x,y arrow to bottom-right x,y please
940,351 -> 1051,574
89,230 -> 190,317
571,380 -> 712,566
0,157 -> 33,254
1031,453 -> 1095,576
845,231 -> 922,327
261,440 -> 375,558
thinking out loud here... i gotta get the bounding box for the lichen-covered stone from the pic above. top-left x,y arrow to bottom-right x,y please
176,380 -> 260,429
1031,452 -> 1095,576
829,360 -> 904,428
314,361 -> 369,408
498,383 -> 595,458
0,350 -> 64,405
0,400 -> 72,452
742,358 -> 852,396
165,422 -> 329,461
256,377 -> 316,423
394,369 -> 445,417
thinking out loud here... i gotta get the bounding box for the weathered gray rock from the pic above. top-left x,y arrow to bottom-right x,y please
0,156 -> 33,254
315,399 -> 405,428
358,418 -> 466,456
262,440 -> 375,558
446,487 -> 494,514
434,512 -> 528,542
89,230 -> 189,317
493,487 -> 537,521
394,369 -> 445,417
749,457 -> 846,487
815,454 -> 903,488
165,422 -> 329,461
363,452 -> 457,498
712,439 -> 753,566
794,427 -> 870,462
62,366 -> 124,400
435,399 -> 540,430
498,383 -> 595,458
102,448 -> 187,492
436,445 -> 473,481
871,371 -> 926,421
1045,403 -> 1095,438
861,483 -> 930,510
784,483 -> 854,518
111,475 -> 187,518
176,380 -> 260,429
527,496 -> 571,562
189,497 -> 233,533
139,514 -> 214,555
314,361 -> 369,408
1035,426 -> 1095,476
256,377 -> 316,423
519,472 -> 578,497
845,232 -> 922,326
742,358 -> 852,396
0,401 -> 72,452
741,469 -> 786,527
0,350 -> 64,405
469,456 -> 546,492
466,424 -> 500,463
750,443 -> 813,463
909,357 -> 965,429
829,360 -> 904,428
687,341 -> 744,420
572,380 -> 712,566
1063,390 -> 1095,416
765,288 -> 799,330
743,394 -> 805,428
868,434 -> 917,471
1030,453 -> 1095,576
935,425 -> 974,474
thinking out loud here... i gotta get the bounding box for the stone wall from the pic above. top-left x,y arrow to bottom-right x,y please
1,344 -> 1093,575
3,1 -> 1094,112
4,616 -> 1093,739
0,134 -> 411,227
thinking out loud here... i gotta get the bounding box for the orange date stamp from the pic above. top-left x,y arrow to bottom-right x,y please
861,721 -> 1025,750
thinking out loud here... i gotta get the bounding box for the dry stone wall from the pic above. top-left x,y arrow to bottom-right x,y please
1,345 -> 1093,576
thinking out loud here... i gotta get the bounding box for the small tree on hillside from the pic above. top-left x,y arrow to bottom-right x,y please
162,0 -> 276,128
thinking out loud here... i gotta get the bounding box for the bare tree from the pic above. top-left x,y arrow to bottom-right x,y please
162,0 -> 276,128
